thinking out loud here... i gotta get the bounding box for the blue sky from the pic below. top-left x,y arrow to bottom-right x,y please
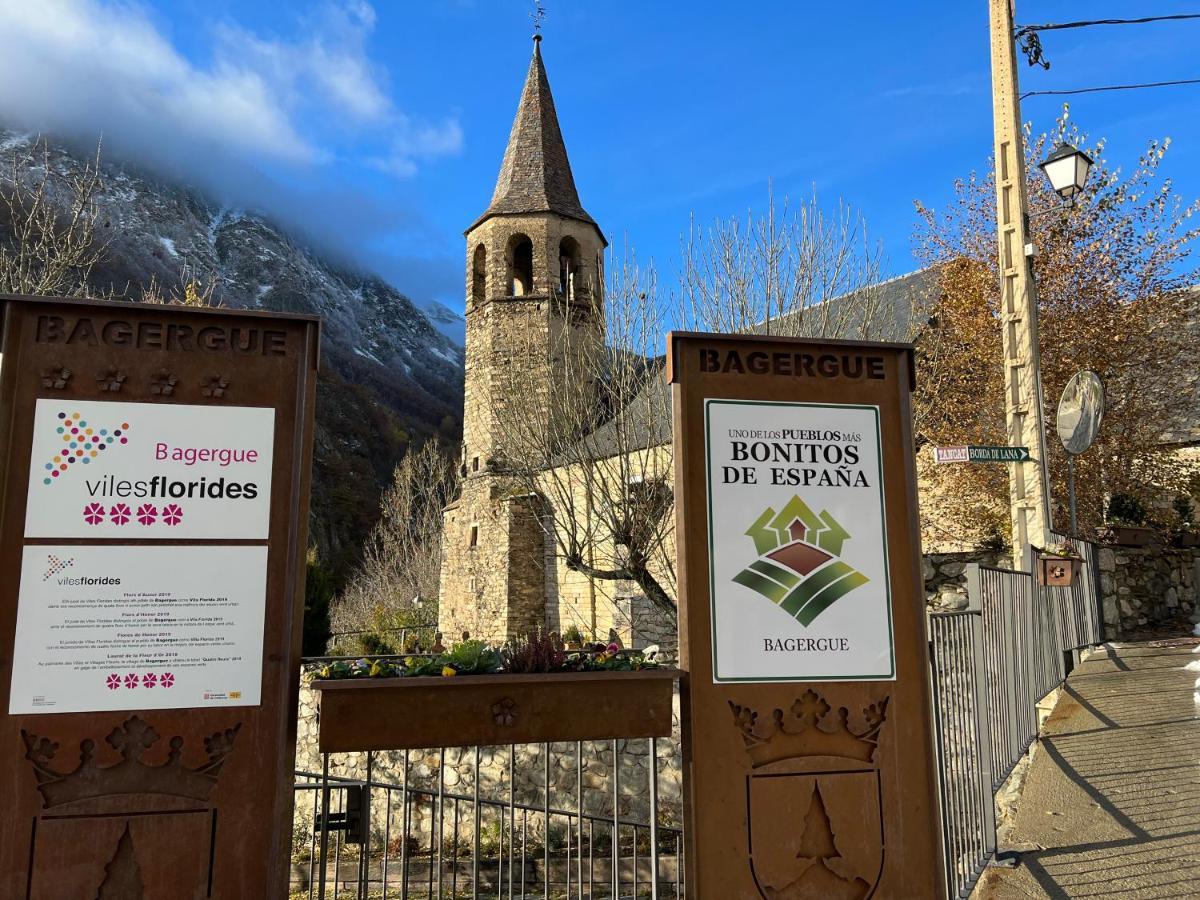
1,1 -> 1197,313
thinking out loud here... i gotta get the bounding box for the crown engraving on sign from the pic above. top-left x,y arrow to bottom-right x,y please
728,689 -> 888,768
21,715 -> 240,808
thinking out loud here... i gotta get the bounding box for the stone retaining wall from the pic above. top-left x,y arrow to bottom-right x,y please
1097,545 -> 1200,635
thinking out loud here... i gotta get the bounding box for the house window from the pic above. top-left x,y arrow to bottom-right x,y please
469,524 -> 479,548
472,456 -> 480,472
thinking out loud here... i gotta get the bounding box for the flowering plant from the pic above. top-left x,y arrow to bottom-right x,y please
311,636 -> 662,682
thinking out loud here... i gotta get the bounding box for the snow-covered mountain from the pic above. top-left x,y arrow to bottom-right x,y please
0,130 -> 464,580
420,299 -> 466,346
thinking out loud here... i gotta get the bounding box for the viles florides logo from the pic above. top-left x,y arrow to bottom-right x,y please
733,495 -> 868,626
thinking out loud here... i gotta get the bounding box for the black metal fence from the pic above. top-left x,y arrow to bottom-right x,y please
933,536 -> 1105,899
292,738 -> 682,899
292,539 -> 1106,899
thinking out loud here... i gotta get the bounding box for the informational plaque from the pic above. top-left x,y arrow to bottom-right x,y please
0,295 -> 318,899
705,399 -> 894,682
670,333 -> 943,899
10,545 -> 269,714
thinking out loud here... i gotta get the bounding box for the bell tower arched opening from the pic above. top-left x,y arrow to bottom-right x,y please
508,234 -> 534,296
558,236 -> 581,299
471,244 -> 487,307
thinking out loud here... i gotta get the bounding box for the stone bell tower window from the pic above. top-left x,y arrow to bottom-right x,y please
558,236 -> 581,299
509,234 -> 533,296
471,244 -> 487,306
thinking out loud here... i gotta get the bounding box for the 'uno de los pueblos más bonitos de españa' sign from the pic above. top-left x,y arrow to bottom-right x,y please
670,333 -> 943,898
0,295 -> 318,899
706,399 -> 893,681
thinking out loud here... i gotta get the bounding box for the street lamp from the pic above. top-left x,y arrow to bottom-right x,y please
1038,142 -> 1093,202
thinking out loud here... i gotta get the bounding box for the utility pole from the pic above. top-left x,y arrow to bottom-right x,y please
989,0 -> 1052,567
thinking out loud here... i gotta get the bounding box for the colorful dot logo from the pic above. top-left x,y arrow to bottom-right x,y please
42,410 -> 130,485
42,554 -> 75,581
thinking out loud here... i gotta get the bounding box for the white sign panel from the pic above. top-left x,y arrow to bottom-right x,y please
24,399 -> 274,538
934,445 -> 969,464
705,399 -> 894,682
9,545 -> 269,714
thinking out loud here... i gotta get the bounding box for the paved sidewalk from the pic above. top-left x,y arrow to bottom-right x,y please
978,639 -> 1200,899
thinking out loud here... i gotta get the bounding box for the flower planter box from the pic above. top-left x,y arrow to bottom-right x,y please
1037,554 -> 1082,587
311,669 -> 680,753
1101,525 -> 1155,547
1174,532 -> 1200,549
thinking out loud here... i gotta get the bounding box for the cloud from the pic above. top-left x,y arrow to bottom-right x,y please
0,0 -> 462,177
0,0 -> 464,303
880,79 -> 979,99
368,118 -> 465,177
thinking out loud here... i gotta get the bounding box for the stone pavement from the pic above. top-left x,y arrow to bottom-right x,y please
977,639 -> 1200,899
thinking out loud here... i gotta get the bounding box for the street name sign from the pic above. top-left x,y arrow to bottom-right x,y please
0,295 -> 318,898
669,334 -> 943,898
935,444 -> 1031,463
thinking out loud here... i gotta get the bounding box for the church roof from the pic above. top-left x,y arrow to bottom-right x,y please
470,38 -> 602,240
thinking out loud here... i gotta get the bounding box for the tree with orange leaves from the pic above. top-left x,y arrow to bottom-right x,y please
913,108 -> 1200,546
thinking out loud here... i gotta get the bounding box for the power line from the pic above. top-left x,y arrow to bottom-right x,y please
1017,14 -> 1200,33
1021,78 -> 1200,100
1015,14 -> 1200,69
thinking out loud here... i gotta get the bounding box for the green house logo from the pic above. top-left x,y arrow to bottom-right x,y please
732,495 -> 868,626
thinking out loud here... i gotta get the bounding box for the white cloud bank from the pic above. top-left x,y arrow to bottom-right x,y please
0,0 -> 462,176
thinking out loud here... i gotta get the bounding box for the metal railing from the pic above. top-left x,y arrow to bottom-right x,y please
934,536 -> 1106,899
293,538 -> 1106,900
293,738 -> 683,900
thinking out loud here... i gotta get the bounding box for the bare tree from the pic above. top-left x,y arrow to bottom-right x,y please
330,440 -> 459,648
677,187 -> 912,341
494,191 -> 907,628
0,137 -> 107,296
497,250 -> 676,626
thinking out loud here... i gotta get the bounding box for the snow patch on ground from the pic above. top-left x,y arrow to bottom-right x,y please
158,236 -> 178,257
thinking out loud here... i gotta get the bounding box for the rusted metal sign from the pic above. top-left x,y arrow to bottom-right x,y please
0,295 -> 318,898
669,333 -> 943,898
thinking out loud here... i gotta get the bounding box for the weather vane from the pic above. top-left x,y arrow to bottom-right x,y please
530,0 -> 547,39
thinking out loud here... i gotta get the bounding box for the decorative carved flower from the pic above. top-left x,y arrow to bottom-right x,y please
96,367 -> 127,393
791,689 -> 830,727
106,715 -> 160,760
491,697 -> 517,727
150,369 -> 178,397
25,736 -> 59,767
41,366 -> 72,390
203,725 -> 241,757
200,374 -> 229,398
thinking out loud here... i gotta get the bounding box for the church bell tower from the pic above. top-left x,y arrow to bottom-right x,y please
439,32 -> 606,642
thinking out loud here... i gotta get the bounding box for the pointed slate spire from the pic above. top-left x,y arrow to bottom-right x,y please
472,36 -> 598,233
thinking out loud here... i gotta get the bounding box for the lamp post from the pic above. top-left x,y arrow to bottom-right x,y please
1038,142 -> 1094,205
989,0 -> 1054,567
990,1 -> 1094,567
